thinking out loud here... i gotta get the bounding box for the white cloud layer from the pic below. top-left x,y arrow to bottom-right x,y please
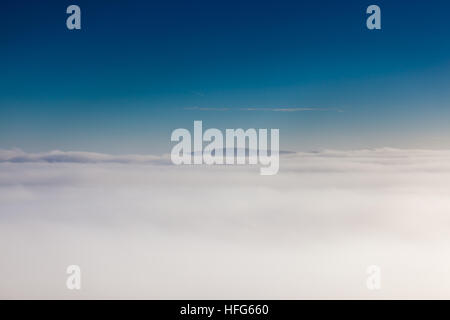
1,148 -> 450,299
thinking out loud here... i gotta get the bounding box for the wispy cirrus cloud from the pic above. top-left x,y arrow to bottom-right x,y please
185,106 -> 344,112
184,106 -> 230,111
241,107 -> 344,112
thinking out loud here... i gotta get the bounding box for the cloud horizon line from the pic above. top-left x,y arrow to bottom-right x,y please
2,148 -> 450,165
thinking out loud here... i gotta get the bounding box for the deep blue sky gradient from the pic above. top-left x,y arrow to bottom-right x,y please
1,0 -> 450,153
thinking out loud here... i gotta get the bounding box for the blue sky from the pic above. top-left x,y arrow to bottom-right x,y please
1,0 -> 450,153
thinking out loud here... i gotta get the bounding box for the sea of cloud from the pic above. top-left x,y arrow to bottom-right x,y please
1,148 -> 450,299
